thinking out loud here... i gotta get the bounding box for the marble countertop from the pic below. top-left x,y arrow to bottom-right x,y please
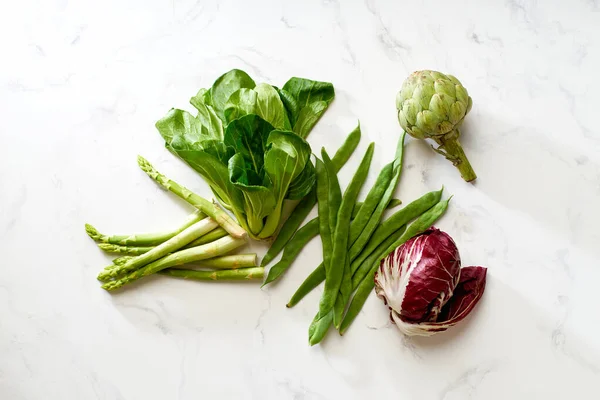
2,0 -> 600,398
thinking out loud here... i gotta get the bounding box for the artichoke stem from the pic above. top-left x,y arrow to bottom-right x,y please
433,130 -> 477,182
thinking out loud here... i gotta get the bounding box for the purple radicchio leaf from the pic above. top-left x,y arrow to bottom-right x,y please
374,227 -> 487,337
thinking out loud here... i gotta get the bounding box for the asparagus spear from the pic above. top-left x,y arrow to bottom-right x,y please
137,156 -> 246,239
101,251 -> 255,281
102,236 -> 247,291
97,243 -> 154,255
170,254 -> 257,270
160,267 -> 264,281
84,211 -> 205,246
98,218 -> 219,281
183,227 -> 228,248
97,226 -> 229,257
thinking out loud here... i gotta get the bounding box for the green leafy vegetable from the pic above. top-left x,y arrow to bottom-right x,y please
156,69 -> 334,239
281,78 -> 335,138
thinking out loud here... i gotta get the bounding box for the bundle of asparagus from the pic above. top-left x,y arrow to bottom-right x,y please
86,157 -> 264,291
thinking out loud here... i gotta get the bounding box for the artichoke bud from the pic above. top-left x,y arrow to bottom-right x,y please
396,70 -> 477,182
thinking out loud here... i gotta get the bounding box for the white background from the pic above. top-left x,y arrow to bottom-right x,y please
1,0 -> 600,399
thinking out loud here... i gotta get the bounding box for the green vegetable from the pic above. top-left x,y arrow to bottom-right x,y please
96,243 -> 154,255
332,144 -> 375,328
170,254 -> 258,270
97,218 -> 219,281
156,69 -> 334,239
308,151 -> 344,345
347,163 -> 394,246
137,156 -> 246,239
310,145 -> 374,343
340,197 -> 451,334
349,188 -> 443,278
397,70 -> 476,182
102,236 -> 247,291
84,211 -> 205,247
347,133 -> 406,262
260,125 -> 361,268
261,196 -> 403,287
261,219 -> 319,286
279,78 -> 335,138
286,262 -> 326,308
314,157 -> 334,290
352,198 -> 401,219
160,267 -> 264,281
184,227 -> 228,248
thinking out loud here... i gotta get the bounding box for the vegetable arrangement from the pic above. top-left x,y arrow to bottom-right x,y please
156,69 -> 334,239
260,127 -> 455,343
85,67 -> 487,344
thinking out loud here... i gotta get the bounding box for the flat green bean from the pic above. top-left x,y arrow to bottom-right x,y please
347,133 -> 406,262
315,157 -> 334,283
287,261 -> 326,308
352,198 -> 401,219
262,198 -> 401,288
331,143 -> 375,329
260,125 -> 361,268
308,151 -> 344,345
348,162 -> 394,245
323,150 -> 342,237
261,219 -> 319,286
349,188 -> 443,277
331,124 -> 362,171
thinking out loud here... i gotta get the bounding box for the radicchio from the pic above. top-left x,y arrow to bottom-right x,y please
374,227 -> 487,336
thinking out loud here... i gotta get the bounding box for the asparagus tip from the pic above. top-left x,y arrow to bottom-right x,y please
137,155 -> 151,170
97,243 -> 120,253
101,281 -> 117,291
85,223 -> 105,242
97,269 -> 112,281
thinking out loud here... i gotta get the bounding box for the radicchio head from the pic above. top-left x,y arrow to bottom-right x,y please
374,227 -> 487,336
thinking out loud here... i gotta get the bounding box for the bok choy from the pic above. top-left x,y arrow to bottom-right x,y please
156,69 -> 334,239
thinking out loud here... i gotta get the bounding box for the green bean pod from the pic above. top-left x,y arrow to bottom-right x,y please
352,198 -> 401,219
349,188 -> 443,277
347,133 -> 406,262
315,157 -> 334,281
310,145 -> 374,342
332,144 -> 375,328
323,150 -> 342,237
261,219 -> 319,286
348,162 -> 394,245
287,262 -> 326,308
262,198 -> 401,288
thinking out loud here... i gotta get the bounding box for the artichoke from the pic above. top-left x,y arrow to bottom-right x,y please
396,70 -> 477,182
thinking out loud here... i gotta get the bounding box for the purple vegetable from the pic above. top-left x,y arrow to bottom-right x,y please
374,227 -> 487,336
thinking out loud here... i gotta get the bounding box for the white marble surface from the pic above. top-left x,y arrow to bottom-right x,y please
2,0 -> 600,398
